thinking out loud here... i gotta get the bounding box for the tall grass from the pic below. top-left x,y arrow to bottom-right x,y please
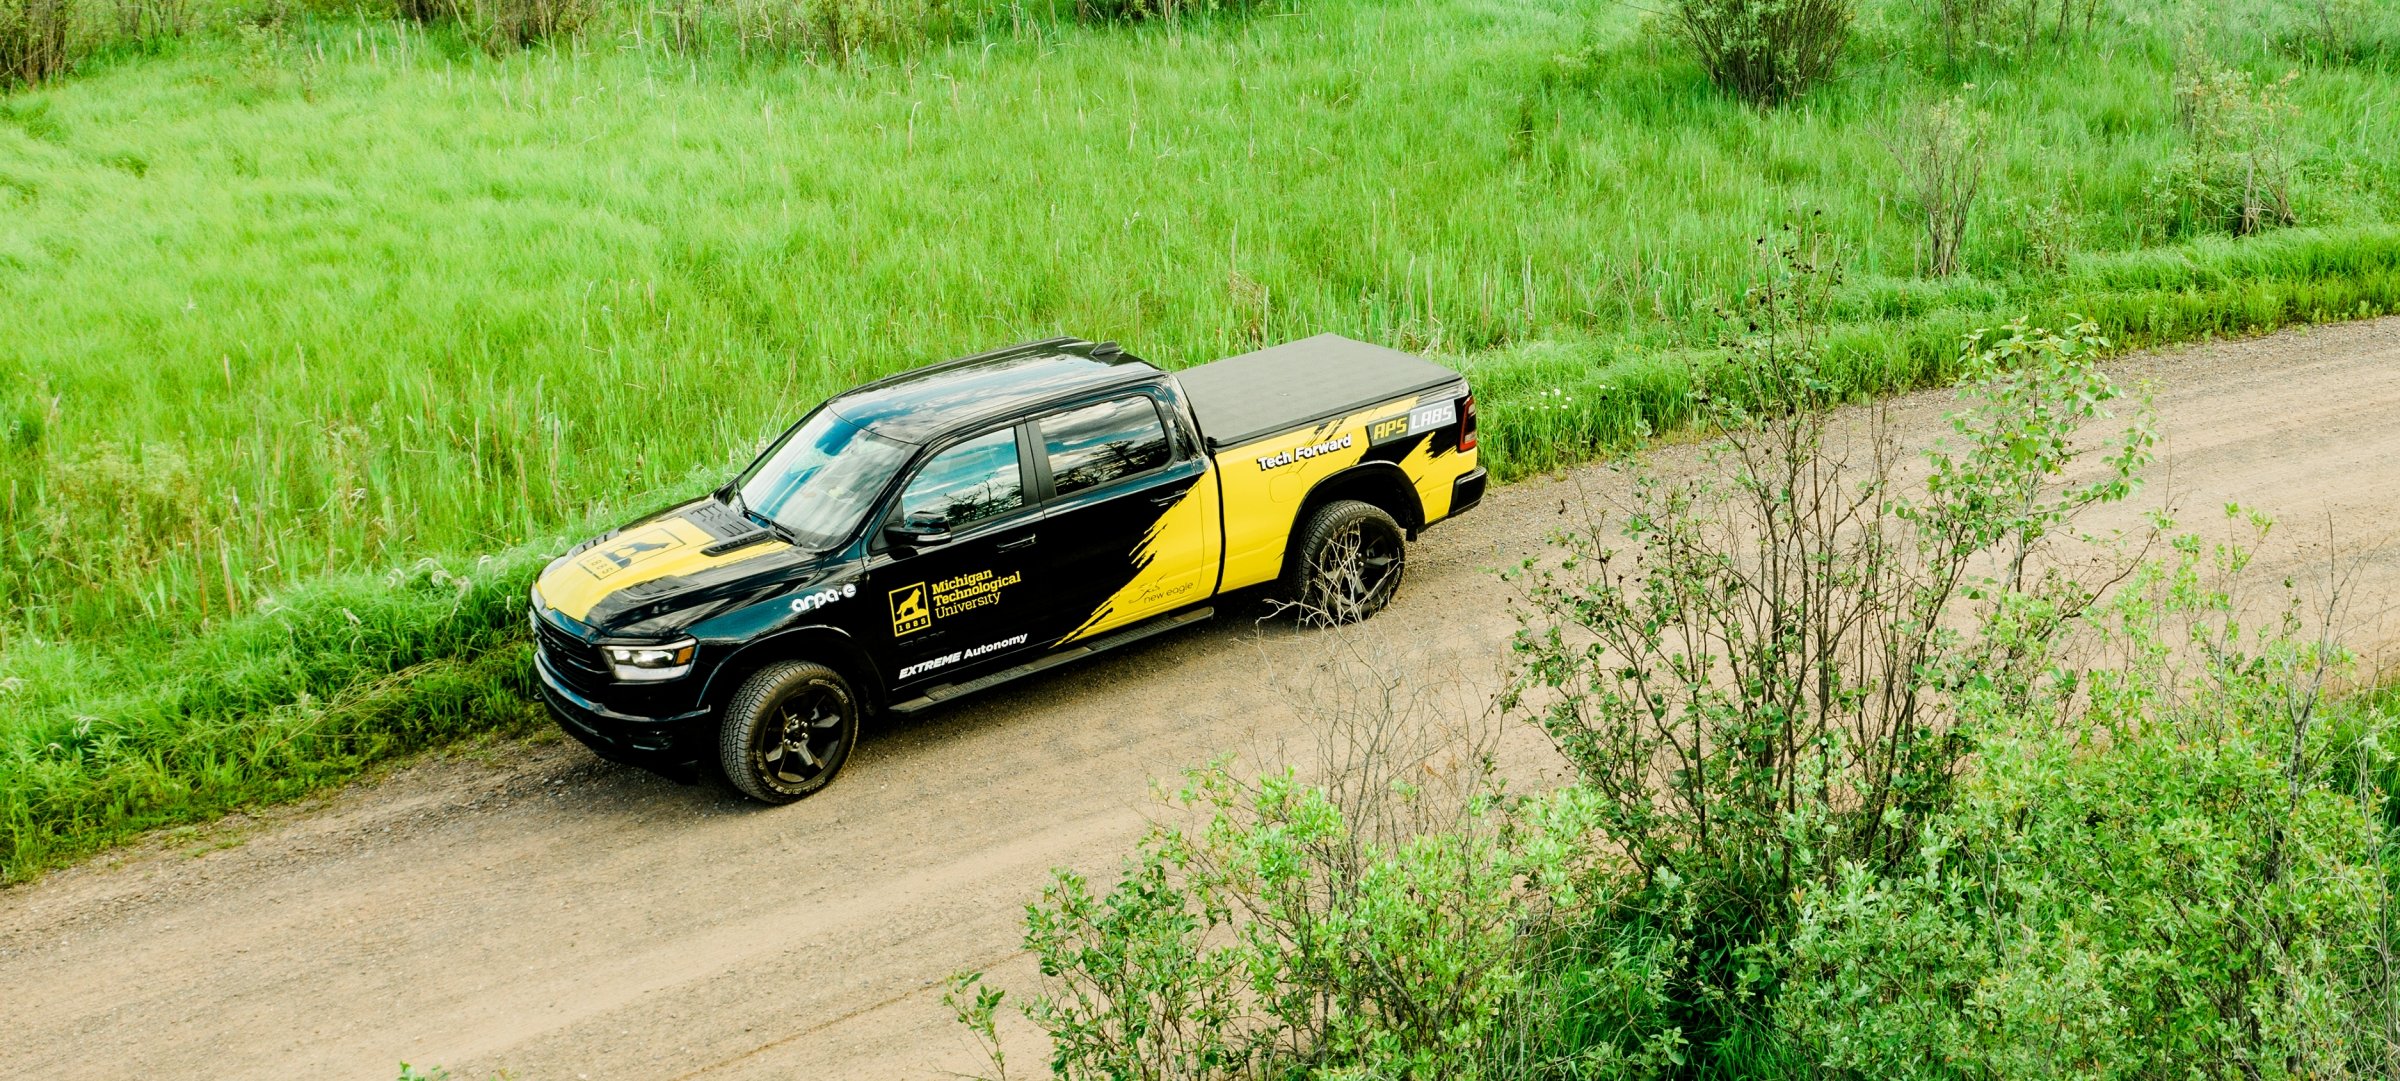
2,0 -> 2398,878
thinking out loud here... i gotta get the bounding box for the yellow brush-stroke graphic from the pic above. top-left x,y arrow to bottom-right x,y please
1212,391 -> 1479,592
537,517 -> 783,622
1059,479 -> 1220,645
1215,394 -> 1417,590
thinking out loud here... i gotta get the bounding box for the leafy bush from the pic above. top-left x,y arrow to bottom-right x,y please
1064,0 -> 1279,23
2154,45 -> 2301,237
390,0 -> 593,51
1003,771 -> 1625,1078
1505,233 -> 2151,1008
1,0 -> 75,87
952,636 -> 1686,1079
1778,519 -> 2400,1077
1667,0 -> 1854,105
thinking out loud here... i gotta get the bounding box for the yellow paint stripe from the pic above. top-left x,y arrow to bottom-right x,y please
538,516 -> 786,623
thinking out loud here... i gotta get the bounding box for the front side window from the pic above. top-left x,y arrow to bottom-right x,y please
735,409 -> 914,552
895,429 -> 1025,531
1041,397 -> 1171,498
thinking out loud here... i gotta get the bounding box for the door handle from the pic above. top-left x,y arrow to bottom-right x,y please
1148,491 -> 1184,507
996,534 -> 1038,551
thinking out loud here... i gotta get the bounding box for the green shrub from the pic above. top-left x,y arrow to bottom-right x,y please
1062,0 -> 1277,23
1502,234 -> 2156,1058
955,635 -> 1687,1079
1778,519 -> 2400,1077
969,768 -> 1650,1079
2154,43 -> 2301,237
721,0 -> 956,59
1,0 -> 76,86
389,0 -> 593,51
1666,0 -> 1854,104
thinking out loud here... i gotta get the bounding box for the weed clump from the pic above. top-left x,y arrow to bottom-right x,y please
1888,94 -> 1987,277
1920,0 -> 2109,70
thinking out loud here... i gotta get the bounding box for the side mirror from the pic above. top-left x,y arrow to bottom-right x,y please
886,521 -> 953,549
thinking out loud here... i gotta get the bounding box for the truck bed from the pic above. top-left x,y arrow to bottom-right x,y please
1176,334 -> 1464,450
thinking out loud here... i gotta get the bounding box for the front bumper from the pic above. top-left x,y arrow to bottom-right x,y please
535,649 -> 713,778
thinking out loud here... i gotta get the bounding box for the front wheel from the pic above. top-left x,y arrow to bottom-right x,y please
1284,499 -> 1407,627
717,660 -> 860,804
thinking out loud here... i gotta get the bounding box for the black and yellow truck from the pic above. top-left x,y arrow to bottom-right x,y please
530,333 -> 1485,802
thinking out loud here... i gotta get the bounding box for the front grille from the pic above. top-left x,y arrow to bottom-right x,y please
534,611 -> 612,697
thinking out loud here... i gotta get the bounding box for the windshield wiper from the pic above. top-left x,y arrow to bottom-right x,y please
732,494 -> 806,547
704,491 -> 802,553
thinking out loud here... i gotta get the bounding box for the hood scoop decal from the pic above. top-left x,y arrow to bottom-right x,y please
687,497 -> 779,555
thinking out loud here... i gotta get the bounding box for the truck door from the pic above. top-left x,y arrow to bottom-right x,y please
1032,393 -> 1220,646
869,426 -> 1044,688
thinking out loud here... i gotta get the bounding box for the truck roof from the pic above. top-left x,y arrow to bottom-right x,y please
1176,334 -> 1465,450
826,338 -> 1161,444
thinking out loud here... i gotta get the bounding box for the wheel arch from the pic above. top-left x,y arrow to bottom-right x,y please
1279,462 -> 1425,582
701,625 -> 888,716
1299,461 -> 1424,532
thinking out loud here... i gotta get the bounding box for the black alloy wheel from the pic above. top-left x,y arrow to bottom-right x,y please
718,660 -> 860,803
1288,499 -> 1407,626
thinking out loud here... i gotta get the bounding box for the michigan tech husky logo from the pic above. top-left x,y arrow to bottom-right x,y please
889,582 -> 932,636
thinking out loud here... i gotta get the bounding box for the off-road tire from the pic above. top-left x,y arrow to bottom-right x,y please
1283,499 -> 1407,627
717,660 -> 859,804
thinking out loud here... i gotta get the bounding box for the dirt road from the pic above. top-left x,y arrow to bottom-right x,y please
6,319 -> 2398,1081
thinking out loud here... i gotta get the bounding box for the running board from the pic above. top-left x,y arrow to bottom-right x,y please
888,606 -> 1216,714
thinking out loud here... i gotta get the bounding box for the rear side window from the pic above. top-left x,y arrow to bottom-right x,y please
895,429 -> 1025,530
1041,397 -> 1171,497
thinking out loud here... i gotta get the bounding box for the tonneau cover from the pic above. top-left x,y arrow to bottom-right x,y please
1177,334 -> 1464,450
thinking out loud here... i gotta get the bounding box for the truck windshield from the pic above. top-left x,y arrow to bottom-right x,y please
735,410 -> 913,552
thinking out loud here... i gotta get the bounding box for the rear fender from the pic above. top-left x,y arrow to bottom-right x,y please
1281,463 -> 1427,581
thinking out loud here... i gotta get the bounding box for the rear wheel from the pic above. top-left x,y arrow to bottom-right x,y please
1284,499 -> 1407,626
717,660 -> 859,804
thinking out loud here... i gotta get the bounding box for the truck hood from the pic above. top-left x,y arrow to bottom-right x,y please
534,496 -> 826,637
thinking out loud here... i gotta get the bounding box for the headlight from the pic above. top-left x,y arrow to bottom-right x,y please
603,639 -> 697,682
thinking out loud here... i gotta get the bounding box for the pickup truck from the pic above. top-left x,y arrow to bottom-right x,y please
530,333 -> 1485,802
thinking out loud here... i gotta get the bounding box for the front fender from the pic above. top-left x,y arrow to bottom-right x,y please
695,623 -> 889,715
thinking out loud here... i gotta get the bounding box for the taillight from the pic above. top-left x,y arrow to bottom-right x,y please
1458,392 -> 1478,451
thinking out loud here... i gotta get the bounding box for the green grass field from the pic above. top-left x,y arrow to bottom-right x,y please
5,0 -> 2399,879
